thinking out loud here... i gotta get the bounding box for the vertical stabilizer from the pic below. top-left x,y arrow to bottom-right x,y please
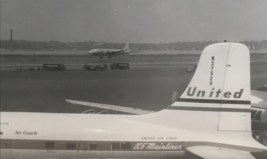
123,43 -> 130,52
167,43 -> 251,132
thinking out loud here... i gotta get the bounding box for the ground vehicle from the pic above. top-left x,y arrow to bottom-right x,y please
28,68 -> 35,71
110,63 -> 130,70
83,63 -> 108,71
42,63 -> 66,71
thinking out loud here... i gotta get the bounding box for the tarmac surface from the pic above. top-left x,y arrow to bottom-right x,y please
1,54 -> 267,113
1,53 -> 267,69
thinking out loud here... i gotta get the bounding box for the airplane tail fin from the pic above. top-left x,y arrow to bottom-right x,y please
157,43 -> 252,132
123,43 -> 130,52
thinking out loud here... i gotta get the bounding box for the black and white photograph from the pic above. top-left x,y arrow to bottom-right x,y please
1,0 -> 267,158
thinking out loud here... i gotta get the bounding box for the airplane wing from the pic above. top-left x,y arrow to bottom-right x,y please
186,146 -> 256,159
66,99 -> 153,115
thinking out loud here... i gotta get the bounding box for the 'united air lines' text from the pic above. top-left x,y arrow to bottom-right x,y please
187,87 -> 244,98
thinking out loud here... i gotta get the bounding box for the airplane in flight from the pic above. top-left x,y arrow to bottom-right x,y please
1,43 -> 267,159
88,43 -> 130,59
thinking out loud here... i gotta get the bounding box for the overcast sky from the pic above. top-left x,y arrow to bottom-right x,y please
1,0 -> 267,43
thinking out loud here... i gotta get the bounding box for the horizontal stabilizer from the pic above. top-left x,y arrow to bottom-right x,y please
66,99 -> 153,115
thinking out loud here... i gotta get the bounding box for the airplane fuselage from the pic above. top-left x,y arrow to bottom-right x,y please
88,43 -> 130,58
1,111 -> 266,159
89,49 -> 127,56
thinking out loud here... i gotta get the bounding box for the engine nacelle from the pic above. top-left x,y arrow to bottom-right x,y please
253,130 -> 267,147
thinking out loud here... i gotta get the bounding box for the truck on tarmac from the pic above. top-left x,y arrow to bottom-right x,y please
42,64 -> 66,71
110,63 -> 130,70
83,63 -> 108,71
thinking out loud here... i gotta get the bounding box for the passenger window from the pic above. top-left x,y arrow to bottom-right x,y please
66,143 -> 76,150
88,144 -> 97,150
45,142 -> 55,149
0,132 -> 3,135
78,144 -> 87,150
121,142 -> 131,150
111,143 -> 120,150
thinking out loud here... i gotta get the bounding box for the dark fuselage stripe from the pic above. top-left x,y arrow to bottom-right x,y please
0,139 -> 263,153
177,98 -> 251,104
167,106 -> 251,112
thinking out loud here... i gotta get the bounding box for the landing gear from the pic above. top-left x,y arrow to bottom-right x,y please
100,56 -> 103,59
108,56 -> 112,59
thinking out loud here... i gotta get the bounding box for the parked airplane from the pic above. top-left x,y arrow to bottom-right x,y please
1,43 -> 267,159
66,88 -> 267,130
67,85 -> 267,147
88,43 -> 130,59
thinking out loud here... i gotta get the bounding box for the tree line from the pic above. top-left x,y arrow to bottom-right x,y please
1,39 -> 267,51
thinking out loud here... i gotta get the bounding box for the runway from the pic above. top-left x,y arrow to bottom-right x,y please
1,53 -> 267,113
1,53 -> 267,70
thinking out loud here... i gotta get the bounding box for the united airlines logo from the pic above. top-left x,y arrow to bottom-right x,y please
187,87 -> 244,98
133,143 -> 182,150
